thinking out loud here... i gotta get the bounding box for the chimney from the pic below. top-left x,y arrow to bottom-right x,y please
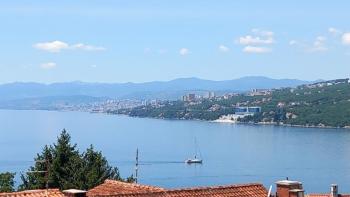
331,184 -> 338,197
276,180 -> 304,197
63,189 -> 87,197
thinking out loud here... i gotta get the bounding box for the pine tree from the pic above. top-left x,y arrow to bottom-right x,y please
50,129 -> 82,190
80,145 -> 122,190
19,145 -> 52,190
20,129 -> 125,191
0,172 -> 15,192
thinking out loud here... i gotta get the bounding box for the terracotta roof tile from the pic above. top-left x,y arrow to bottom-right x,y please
307,195 -> 350,197
0,189 -> 64,197
88,183 -> 267,197
87,180 -> 165,196
306,195 -> 330,197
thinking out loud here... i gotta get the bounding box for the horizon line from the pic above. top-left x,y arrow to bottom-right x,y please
0,76 -> 328,86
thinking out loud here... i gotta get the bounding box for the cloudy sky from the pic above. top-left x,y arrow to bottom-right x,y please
0,0 -> 349,83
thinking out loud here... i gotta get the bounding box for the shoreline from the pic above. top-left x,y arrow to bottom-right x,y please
212,119 -> 349,130
125,114 -> 350,130
123,113 -> 350,130
0,108 -> 348,130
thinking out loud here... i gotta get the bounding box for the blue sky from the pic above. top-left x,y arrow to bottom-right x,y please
0,0 -> 349,83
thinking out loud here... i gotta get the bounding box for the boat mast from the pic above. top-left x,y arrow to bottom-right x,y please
194,137 -> 198,158
135,148 -> 139,183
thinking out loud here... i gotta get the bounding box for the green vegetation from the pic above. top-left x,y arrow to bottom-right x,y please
0,172 -> 15,192
114,79 -> 350,128
126,100 -> 235,120
18,129 -> 132,191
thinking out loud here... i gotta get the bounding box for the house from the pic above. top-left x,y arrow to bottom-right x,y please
274,180 -> 350,197
0,189 -> 65,197
306,184 -> 350,197
234,106 -> 261,115
87,180 -> 165,196
0,180 -> 267,197
1,179 -> 349,197
182,94 -> 196,102
87,180 -> 268,197
275,180 -> 305,197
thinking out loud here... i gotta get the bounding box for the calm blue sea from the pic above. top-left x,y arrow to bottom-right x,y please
0,109 -> 349,193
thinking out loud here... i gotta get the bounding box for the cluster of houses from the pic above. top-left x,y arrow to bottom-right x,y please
182,92 -> 216,102
0,179 -> 348,197
182,89 -> 272,103
302,78 -> 350,89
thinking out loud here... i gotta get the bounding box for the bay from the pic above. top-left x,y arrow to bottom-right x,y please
0,109 -> 350,193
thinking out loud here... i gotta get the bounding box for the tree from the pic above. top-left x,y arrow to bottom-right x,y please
19,145 -> 53,190
20,129 -> 124,191
80,145 -> 122,190
50,129 -> 82,190
0,172 -> 15,192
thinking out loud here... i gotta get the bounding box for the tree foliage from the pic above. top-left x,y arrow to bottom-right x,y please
114,79 -> 350,128
0,172 -> 15,192
19,129 -> 124,191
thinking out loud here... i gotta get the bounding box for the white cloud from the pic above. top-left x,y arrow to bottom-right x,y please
238,35 -> 274,45
179,48 -> 190,55
309,36 -> 328,52
40,62 -> 57,69
34,41 -> 105,52
342,33 -> 350,45
90,65 -> 97,68
219,45 -> 230,52
34,41 -> 69,53
328,27 -> 342,36
316,36 -> 326,41
243,46 -> 271,53
251,29 -> 274,37
70,43 -> 105,51
238,29 -> 274,45
290,36 -> 328,53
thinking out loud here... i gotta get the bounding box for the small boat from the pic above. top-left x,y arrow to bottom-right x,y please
185,138 -> 203,164
185,157 -> 203,164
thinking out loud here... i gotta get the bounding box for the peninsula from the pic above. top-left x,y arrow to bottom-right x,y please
112,79 -> 350,129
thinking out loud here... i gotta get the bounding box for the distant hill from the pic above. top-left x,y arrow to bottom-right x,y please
0,76 -> 317,101
0,95 -> 105,110
120,78 -> 350,128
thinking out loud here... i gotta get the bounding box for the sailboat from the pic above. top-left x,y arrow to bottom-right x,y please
185,138 -> 203,164
185,156 -> 202,164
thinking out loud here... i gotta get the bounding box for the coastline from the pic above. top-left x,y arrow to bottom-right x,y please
80,110 -> 350,130
125,114 -> 350,130
124,112 -> 350,130
212,120 -> 349,130
1,108 -> 348,130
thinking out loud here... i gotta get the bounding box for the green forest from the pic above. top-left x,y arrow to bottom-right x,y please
113,79 -> 350,128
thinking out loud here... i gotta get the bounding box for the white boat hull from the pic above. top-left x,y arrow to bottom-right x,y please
185,159 -> 203,164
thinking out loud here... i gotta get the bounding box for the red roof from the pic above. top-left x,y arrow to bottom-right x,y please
87,180 -> 165,196
0,180 -> 267,197
0,189 -> 64,197
88,182 -> 267,197
307,195 -> 350,197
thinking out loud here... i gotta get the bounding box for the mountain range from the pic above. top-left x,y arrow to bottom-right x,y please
0,76 -> 318,101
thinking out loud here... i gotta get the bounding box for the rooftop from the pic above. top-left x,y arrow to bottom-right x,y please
2,179 -> 349,197
63,189 -> 87,194
87,182 -> 267,197
275,180 -> 302,186
306,195 -> 350,197
0,189 -> 64,197
87,180 -> 165,196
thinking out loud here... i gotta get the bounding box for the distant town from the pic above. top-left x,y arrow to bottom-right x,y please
110,78 -> 350,128
0,78 -> 348,129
